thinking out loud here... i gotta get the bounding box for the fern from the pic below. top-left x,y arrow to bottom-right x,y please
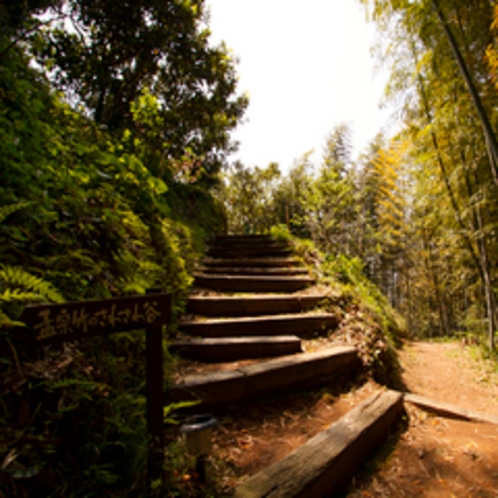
0,309 -> 23,328
0,288 -> 46,303
0,202 -> 32,224
163,400 -> 200,425
0,266 -> 64,303
0,266 -> 64,327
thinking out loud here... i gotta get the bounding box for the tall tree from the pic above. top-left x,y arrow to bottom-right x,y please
32,0 -> 248,182
361,0 -> 498,346
304,125 -> 357,255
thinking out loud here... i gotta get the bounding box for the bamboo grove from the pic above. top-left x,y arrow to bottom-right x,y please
221,0 -> 498,350
364,0 -> 498,349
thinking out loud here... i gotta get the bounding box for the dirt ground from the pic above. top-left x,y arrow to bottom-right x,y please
345,341 -> 498,497
173,341 -> 498,496
208,377 -> 383,494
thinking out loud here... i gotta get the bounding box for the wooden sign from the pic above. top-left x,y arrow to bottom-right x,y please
19,293 -> 170,344
18,291 -> 171,488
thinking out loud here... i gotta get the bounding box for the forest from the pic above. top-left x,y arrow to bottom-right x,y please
1,0 -> 498,495
219,0 -> 498,350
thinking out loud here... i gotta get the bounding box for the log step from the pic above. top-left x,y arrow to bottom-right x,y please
206,247 -> 293,259
193,274 -> 314,292
169,335 -> 302,362
210,239 -> 289,249
169,347 -> 361,405
197,266 -> 309,276
179,312 -> 338,338
186,294 -> 328,317
213,234 -> 274,243
404,393 -> 498,425
234,390 -> 403,498
202,257 -> 301,268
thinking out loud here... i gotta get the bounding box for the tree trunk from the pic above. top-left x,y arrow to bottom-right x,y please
412,42 -> 495,347
431,0 -> 498,187
461,153 -> 496,348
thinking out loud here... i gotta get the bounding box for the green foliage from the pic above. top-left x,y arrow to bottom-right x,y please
0,3 -> 236,493
0,336 -> 150,495
269,223 -> 293,241
218,161 -> 281,234
31,0 -> 248,181
163,400 -> 200,425
323,253 -> 406,342
0,265 -> 64,328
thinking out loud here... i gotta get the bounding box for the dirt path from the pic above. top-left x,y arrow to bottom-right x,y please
347,341 -> 498,497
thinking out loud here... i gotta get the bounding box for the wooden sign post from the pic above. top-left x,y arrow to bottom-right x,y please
18,291 -> 171,488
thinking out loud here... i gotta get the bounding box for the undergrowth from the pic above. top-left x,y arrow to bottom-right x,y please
271,225 -> 406,388
0,43 -> 223,496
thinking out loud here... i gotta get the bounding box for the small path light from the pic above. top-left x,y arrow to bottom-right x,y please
180,414 -> 218,483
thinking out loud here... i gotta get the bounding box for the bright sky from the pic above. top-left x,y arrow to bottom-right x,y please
206,0 -> 392,172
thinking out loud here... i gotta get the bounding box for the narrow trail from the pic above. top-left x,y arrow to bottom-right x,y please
171,235 -> 498,496
400,341 -> 498,413
347,341 -> 498,497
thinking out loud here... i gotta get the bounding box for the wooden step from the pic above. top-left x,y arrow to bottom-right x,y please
186,294 -> 327,317
197,266 -> 309,276
202,257 -> 301,268
169,347 -> 361,406
179,312 -> 338,338
193,274 -> 314,292
169,335 -> 302,362
210,238 -> 288,249
404,393 -> 498,425
213,235 -> 273,243
206,247 -> 293,259
234,390 -> 403,497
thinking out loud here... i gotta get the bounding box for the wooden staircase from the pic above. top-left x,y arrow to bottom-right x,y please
173,234 -> 336,363
168,235 -> 404,496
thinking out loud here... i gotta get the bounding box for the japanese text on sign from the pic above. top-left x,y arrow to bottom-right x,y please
19,294 -> 170,343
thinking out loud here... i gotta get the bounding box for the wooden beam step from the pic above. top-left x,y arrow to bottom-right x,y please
206,247 -> 293,259
186,294 -> 328,317
193,274 -> 314,293
404,393 -> 498,425
169,347 -> 361,406
210,239 -> 289,249
202,257 -> 301,268
234,390 -> 403,498
213,235 -> 273,243
179,312 -> 338,338
169,335 -> 302,362
197,266 -> 308,276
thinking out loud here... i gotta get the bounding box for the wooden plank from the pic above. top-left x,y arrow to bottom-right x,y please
404,393 -> 498,425
213,235 -> 273,242
170,335 -> 302,362
169,347 -> 360,406
234,390 -> 403,498
197,266 -> 308,276
207,246 -> 292,255
211,240 -> 289,249
172,368 -> 248,405
18,293 -> 171,344
179,312 -> 338,338
193,274 -> 314,293
243,347 -> 359,396
186,295 -> 326,317
202,257 -> 301,268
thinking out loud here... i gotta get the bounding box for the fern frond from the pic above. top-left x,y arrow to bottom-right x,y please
163,400 -> 200,425
0,309 -> 23,328
0,288 -> 46,303
0,266 -> 64,303
0,202 -> 32,223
